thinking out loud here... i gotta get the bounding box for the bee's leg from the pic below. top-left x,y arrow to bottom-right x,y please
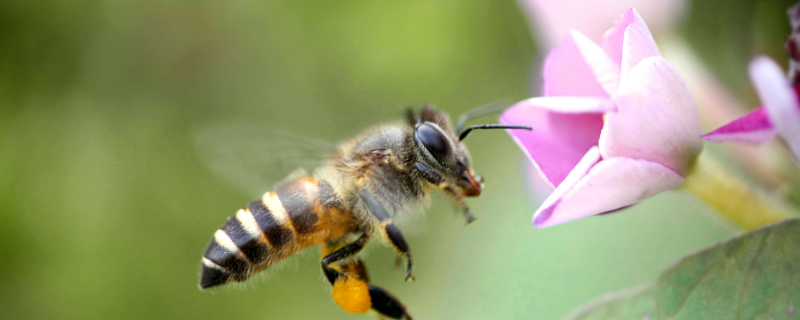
320,241 -> 413,319
368,284 -> 413,320
321,237 -> 371,315
414,162 -> 476,224
321,235 -> 368,285
442,187 -> 476,224
341,259 -> 414,320
359,190 -> 414,281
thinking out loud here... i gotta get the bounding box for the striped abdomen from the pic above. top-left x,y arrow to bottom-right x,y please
200,178 -> 348,289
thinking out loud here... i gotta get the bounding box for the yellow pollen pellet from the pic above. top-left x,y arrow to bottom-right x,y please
332,277 -> 371,314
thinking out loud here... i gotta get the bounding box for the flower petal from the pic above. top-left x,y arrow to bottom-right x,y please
501,101 -> 604,188
601,7 -> 637,67
621,14 -> 661,79
750,56 -> 800,161
543,30 -> 620,99
534,156 -> 684,228
701,107 -> 776,143
534,146 -> 601,226
517,97 -> 617,113
602,8 -> 661,80
599,56 -> 702,175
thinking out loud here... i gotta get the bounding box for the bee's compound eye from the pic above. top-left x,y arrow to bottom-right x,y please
415,123 -> 449,161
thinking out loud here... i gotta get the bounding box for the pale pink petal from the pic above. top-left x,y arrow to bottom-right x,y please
518,97 -> 617,113
534,146 -> 601,226
601,8 -> 661,80
501,102 -> 603,188
571,30 -> 622,99
534,156 -> 684,228
620,13 -> 661,80
750,56 -> 800,161
543,30 -> 619,98
599,56 -> 702,175
701,107 -> 776,143
601,7 -> 637,67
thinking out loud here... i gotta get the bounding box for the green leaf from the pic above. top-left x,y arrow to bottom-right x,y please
563,219 -> 800,320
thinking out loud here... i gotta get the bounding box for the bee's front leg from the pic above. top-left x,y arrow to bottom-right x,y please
413,162 -> 476,224
442,189 -> 476,224
359,190 -> 414,281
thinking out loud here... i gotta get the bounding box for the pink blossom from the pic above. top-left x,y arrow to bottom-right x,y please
501,8 -> 702,228
702,56 -> 800,164
520,0 -> 790,191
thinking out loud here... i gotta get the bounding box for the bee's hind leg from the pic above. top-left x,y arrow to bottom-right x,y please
321,241 -> 413,319
367,283 -> 413,320
321,235 -> 368,281
359,190 -> 414,281
321,236 -> 371,315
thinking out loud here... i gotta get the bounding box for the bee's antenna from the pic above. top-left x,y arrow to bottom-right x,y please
456,100 -> 511,133
458,124 -> 532,141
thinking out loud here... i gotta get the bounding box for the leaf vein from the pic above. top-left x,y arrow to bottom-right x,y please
735,231 -> 767,320
665,252 -> 728,320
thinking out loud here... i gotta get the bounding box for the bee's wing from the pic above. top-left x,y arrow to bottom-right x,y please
194,122 -> 336,197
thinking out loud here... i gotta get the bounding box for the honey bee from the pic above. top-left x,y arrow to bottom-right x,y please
198,105 -> 530,319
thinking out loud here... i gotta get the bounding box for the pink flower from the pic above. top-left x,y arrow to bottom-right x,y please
500,8 -> 702,228
702,56 -> 800,164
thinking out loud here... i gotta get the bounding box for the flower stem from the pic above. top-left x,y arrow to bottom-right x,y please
682,152 -> 799,231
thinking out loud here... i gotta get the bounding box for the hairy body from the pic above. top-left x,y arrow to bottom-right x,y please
198,105 -> 530,319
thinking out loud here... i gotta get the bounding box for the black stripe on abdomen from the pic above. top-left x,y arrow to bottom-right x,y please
202,235 -> 249,280
275,180 -> 318,233
248,198 -> 293,247
222,216 -> 269,264
200,261 -> 230,289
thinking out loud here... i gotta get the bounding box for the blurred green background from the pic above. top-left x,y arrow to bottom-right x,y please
0,0 -> 795,319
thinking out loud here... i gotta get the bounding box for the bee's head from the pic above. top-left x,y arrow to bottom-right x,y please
406,105 -> 530,197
